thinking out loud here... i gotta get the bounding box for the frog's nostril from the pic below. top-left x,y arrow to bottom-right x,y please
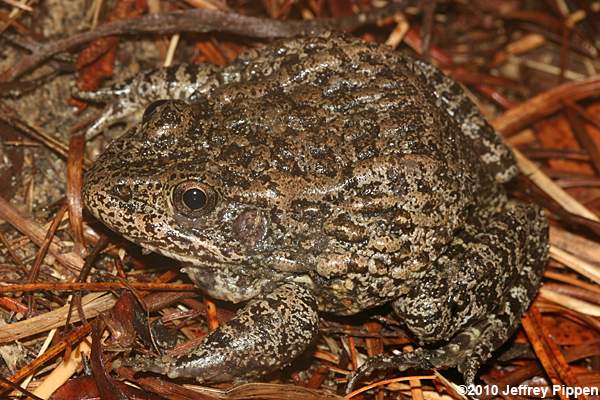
113,183 -> 132,202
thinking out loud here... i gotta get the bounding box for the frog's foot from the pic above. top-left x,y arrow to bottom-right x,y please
126,282 -> 319,383
73,80 -> 136,139
345,321 -> 498,392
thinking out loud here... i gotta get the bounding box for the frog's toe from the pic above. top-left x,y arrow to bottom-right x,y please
346,349 -> 433,393
115,354 -> 171,376
458,358 -> 478,387
346,355 -> 382,393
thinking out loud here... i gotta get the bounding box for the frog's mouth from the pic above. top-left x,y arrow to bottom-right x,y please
137,240 -> 244,267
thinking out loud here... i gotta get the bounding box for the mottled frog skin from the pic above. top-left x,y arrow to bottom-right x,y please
82,34 -> 549,388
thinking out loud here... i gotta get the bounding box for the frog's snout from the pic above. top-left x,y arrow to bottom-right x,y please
82,175 -> 100,213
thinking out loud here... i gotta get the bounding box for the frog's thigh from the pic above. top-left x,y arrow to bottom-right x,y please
411,59 -> 518,183
130,282 -> 319,383
391,200 -> 547,380
348,202 -> 546,390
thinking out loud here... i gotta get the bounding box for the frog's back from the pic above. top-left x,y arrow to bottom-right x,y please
215,34 -> 516,183
205,35 -> 502,205
186,35 -> 511,313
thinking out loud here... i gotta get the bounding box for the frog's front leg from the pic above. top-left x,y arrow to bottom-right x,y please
74,64 -> 221,139
129,282 -> 319,383
348,200 -> 548,390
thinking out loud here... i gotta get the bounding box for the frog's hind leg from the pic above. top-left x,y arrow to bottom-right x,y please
126,282 -> 319,383
347,201 -> 548,391
411,59 -> 518,184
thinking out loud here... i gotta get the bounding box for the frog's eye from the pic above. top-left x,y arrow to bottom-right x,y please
142,99 -> 170,122
172,181 -> 216,217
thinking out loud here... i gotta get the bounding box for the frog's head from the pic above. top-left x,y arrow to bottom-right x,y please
84,100 -> 287,293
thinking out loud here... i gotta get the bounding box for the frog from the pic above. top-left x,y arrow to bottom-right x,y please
81,33 -> 549,389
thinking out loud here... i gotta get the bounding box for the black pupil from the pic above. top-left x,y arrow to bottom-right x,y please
182,188 -> 207,210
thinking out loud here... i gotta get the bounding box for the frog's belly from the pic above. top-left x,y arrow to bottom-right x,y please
182,264 -> 291,304
184,260 -> 409,315
311,273 -> 409,315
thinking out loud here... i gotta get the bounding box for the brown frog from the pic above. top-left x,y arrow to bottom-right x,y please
82,34 -> 549,389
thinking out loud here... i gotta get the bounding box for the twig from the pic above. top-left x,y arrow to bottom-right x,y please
492,76 -> 600,136
0,195 -> 84,272
0,281 -> 196,293
2,4 -> 409,81
0,377 -> 43,400
522,306 -> 588,400
0,292 -> 114,342
549,245 -> 600,285
564,105 -> 600,175
26,203 -> 68,315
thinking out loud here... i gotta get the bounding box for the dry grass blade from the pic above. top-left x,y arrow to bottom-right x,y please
544,270 -> 600,295
1,0 -> 33,12
564,105 -> 600,175
521,307 -> 571,400
0,106 -> 74,162
207,381 -> 347,399
0,376 -> 43,400
151,381 -> 347,400
511,149 -> 598,220
549,245 -> 600,285
137,376 -> 223,399
0,292 -> 115,342
66,133 -> 86,254
26,203 -> 68,314
31,337 -> 92,398
344,375 -> 437,399
549,225 -> 600,264
0,322 -> 92,395
0,281 -> 196,293
543,282 -> 600,304
539,287 -> 600,316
